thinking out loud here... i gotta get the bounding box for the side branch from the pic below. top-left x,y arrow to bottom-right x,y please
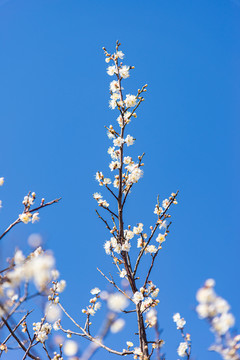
0,197 -> 61,241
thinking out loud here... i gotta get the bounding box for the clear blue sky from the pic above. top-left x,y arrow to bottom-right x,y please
0,0 -> 239,359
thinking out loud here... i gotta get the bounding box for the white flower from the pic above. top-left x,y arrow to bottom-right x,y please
196,287 -> 216,303
151,288 -> 159,297
177,342 -> 188,357
109,160 -> 121,171
33,322 -> 52,343
14,250 -> 25,265
32,212 -> 39,223
162,199 -> 169,209
110,318 -> 125,333
103,178 -> 111,185
125,135 -> 134,146
19,213 -> 32,224
63,340 -> 78,356
107,293 -> 129,312
124,230 -> 134,240
113,137 -> 125,147
156,234 -> 165,244
146,309 -> 157,327
122,241 -> 131,252
124,94 -> 137,108
0,177 -> 4,186
119,65 -> 130,79
140,297 -> 153,311
134,347 -> 142,356
94,301 -> 101,310
110,80 -> 120,93
176,318 -> 186,329
53,321 -> 60,331
107,65 -> 116,76
95,172 -> 103,181
116,50 -> 124,59
154,205 -> 163,215
90,287 -> 101,295
45,303 -> 62,323
205,278 -> 215,288
98,199 -> 109,207
196,303 -> 212,318
55,280 -> 66,293
123,156 -> 132,164
107,131 -> 115,139
127,167 -> 143,183
173,313 -> 181,322
137,237 -> 143,248
119,269 -> 127,278
133,223 -> 143,235
212,313 -> 235,335
133,291 -> 144,304
109,99 -> 117,110
104,240 -> 111,255
126,341 -> 133,347
93,192 -> 102,200
145,245 -> 157,254
215,297 -> 230,314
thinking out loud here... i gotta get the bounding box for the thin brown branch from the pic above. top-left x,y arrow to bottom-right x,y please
0,197 -> 61,241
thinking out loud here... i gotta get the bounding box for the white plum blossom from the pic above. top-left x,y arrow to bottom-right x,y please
119,65 -> 130,79
124,229 -> 134,240
19,213 -> 32,224
32,212 -> 39,223
133,223 -> 143,235
173,313 -> 186,329
156,234 -> 165,244
122,241 -> 131,252
113,137 -> 125,147
124,94 -> 137,108
177,342 -> 188,357
107,65 -> 116,76
107,293 -> 129,312
109,160 -> 121,171
104,240 -> 111,255
116,50 -> 124,59
63,340 -> 78,357
123,156 -> 132,164
146,309 -> 157,327
33,322 -> 52,343
0,177 -> 4,186
125,134 -> 134,146
162,199 -> 170,209
90,287 -> 101,295
145,245 -> 157,254
119,269 -> 127,278
110,80 -> 120,93
133,291 -> 144,304
93,192 -> 102,201
110,318 -> 125,333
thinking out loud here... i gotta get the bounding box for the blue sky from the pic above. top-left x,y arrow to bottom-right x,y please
0,0 -> 239,359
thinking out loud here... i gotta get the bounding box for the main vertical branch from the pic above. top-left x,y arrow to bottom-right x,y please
114,51 -> 149,359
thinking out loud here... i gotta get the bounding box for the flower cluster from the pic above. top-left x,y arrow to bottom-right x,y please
196,279 -> 240,359
82,287 -> 101,316
33,321 -> 52,343
173,312 -> 191,358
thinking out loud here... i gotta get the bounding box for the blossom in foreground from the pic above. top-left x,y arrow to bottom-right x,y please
0,177 -> 4,186
107,293 -> 129,312
177,341 -> 188,357
110,318 -> 125,333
